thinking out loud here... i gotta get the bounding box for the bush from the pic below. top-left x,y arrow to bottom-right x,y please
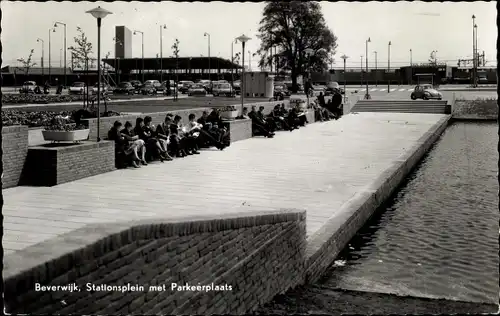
2,94 -> 87,105
2,109 -> 122,127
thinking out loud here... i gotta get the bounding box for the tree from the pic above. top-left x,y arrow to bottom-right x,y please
17,49 -> 37,77
171,38 -> 180,101
256,1 -> 338,92
68,27 -> 93,107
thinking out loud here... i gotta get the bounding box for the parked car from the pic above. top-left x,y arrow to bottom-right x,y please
178,81 -> 195,94
69,82 -> 87,95
140,83 -> 157,95
19,81 -> 37,94
211,82 -> 234,97
324,82 -> 344,96
232,80 -> 241,94
410,84 -> 442,100
160,80 -> 178,95
130,80 -> 142,88
187,84 -> 208,97
91,83 -> 110,95
145,80 -> 162,90
113,82 -> 135,94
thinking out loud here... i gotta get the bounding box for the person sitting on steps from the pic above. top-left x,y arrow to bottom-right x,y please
108,121 -> 141,168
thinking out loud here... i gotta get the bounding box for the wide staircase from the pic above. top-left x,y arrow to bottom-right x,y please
351,100 -> 450,114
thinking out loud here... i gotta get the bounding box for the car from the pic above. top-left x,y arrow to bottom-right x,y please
187,84 -> 207,97
324,82 -> 344,96
19,81 -> 37,94
212,82 -> 234,97
145,80 -> 162,90
129,80 -> 142,88
69,82 -> 86,95
113,82 -> 135,95
160,80 -> 178,95
140,83 -> 157,95
178,81 -> 195,94
274,83 -> 290,99
91,83 -> 110,95
411,84 -> 442,100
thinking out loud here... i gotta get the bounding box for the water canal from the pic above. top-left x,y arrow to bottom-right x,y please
259,121 -> 498,313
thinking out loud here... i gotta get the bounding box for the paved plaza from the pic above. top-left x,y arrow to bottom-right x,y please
3,112 -> 448,256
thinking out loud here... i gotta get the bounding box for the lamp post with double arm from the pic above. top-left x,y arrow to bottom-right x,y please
364,37 -> 371,99
37,38 -> 45,79
48,27 -> 56,85
387,41 -> 391,93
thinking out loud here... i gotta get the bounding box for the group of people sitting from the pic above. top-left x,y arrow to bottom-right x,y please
314,92 -> 343,121
237,104 -> 309,138
108,109 -> 230,168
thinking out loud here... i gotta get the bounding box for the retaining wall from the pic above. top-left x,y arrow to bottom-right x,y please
2,125 -> 29,189
452,99 -> 498,120
304,115 -> 452,283
22,141 -> 115,186
4,210 -> 307,315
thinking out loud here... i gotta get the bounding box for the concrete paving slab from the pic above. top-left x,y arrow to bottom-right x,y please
3,112 -> 447,256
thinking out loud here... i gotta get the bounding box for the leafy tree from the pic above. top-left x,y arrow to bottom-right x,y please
17,49 -> 37,76
68,27 -> 93,70
256,1 -> 338,92
171,38 -> 180,100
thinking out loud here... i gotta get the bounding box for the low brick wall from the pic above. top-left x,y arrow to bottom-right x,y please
452,99 -> 498,120
4,209 -> 307,315
21,141 -> 115,186
2,125 -> 29,189
82,100 -> 290,141
223,119 -> 252,143
304,115 -> 452,283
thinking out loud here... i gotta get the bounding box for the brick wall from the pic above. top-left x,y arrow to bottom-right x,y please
304,116 -> 451,283
452,99 -> 498,120
21,141 -> 115,186
4,209 -> 307,315
82,100 -> 291,140
2,125 -> 29,189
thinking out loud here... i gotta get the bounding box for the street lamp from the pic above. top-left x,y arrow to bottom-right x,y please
113,37 -> 123,84
159,24 -> 167,83
36,38 -> 45,79
409,48 -> 412,85
87,5 -> 113,142
204,32 -> 211,81
365,37 -> 371,100
54,21 -> 67,87
48,27 -> 56,84
472,14 -> 476,87
341,54 -> 349,104
236,34 -> 251,115
373,50 -> 378,86
474,23 -> 478,86
387,41 -> 391,93
133,30 -> 145,82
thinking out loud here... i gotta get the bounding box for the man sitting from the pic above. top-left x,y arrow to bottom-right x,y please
269,104 -> 293,131
257,106 -> 278,132
173,115 -> 200,155
190,113 -> 226,150
121,121 -> 147,165
108,121 -> 141,168
206,109 -> 230,147
248,106 -> 275,138
135,117 -> 169,162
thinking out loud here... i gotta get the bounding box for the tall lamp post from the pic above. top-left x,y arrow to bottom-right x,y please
341,54 -> 348,103
360,55 -> 363,87
113,37 -> 123,84
373,50 -> 378,86
387,41 -> 391,93
204,32 -> 211,81
54,21 -> 67,87
364,37 -> 371,99
472,14 -> 476,87
87,6 -> 113,142
36,38 -> 45,79
133,30 -> 144,82
236,34 -> 251,115
48,27 -> 56,84
474,23 -> 478,87
159,24 -> 167,83
409,48 -> 413,85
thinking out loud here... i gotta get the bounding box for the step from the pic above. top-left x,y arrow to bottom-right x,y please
351,109 -> 447,113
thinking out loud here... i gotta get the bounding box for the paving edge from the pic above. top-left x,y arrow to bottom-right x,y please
303,115 -> 452,284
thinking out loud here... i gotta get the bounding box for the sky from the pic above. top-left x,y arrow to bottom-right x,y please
1,1 -> 497,69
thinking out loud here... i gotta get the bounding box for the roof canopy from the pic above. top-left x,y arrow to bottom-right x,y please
102,57 -> 241,71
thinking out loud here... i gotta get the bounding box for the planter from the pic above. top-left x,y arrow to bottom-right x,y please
220,110 -> 239,120
42,129 -> 90,142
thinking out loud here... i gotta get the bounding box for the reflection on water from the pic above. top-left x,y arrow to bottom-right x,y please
319,122 -> 498,304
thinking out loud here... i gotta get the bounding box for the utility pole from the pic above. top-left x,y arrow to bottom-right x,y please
472,14 -> 476,87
